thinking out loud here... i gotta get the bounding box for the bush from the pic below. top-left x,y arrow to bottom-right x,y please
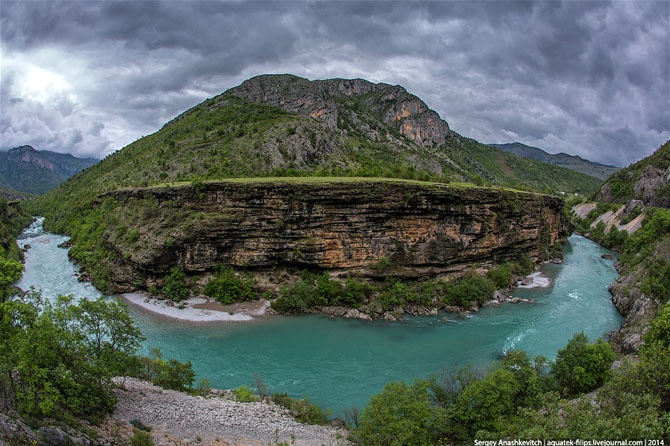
443,274 -> 495,307
130,429 -> 154,446
271,392 -> 330,425
339,278 -> 373,307
487,263 -> 513,289
162,267 -> 190,302
138,348 -> 195,392
551,332 -> 615,395
451,368 -> 517,435
0,256 -> 23,302
204,266 -> 255,304
357,380 -> 445,446
271,279 -> 313,313
271,274 -> 373,313
233,385 -> 259,402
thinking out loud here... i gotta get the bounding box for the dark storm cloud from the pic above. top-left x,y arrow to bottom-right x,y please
1,1 -> 667,165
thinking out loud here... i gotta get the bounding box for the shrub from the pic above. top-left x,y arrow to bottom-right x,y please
339,278 -> 373,307
130,429 -> 155,446
315,272 -> 343,305
377,278 -> 416,311
271,393 -> 330,425
271,279 -> 312,313
204,266 -> 255,304
443,274 -> 495,307
357,380 -> 444,446
487,263 -> 513,289
234,385 -> 259,402
451,368 -> 517,435
138,348 -> 195,392
161,267 -> 190,302
551,332 -> 615,396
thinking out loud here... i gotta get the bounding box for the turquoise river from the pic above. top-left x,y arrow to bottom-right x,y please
17,218 -> 623,416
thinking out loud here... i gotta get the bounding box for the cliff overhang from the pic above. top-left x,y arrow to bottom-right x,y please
93,179 -> 571,292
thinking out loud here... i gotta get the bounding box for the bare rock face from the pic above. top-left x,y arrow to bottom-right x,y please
99,180 -> 570,292
633,165 -> 670,208
609,266 -> 662,353
594,140 -> 670,209
229,74 -> 452,148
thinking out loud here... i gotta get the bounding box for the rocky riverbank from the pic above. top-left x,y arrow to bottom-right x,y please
112,378 -> 350,446
1,378 -> 350,446
119,267 -> 553,323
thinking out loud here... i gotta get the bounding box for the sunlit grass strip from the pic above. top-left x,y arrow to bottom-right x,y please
122,176 -> 542,195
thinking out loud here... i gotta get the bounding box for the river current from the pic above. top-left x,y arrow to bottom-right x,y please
17,217 -> 623,416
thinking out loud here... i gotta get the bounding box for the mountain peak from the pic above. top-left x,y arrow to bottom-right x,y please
0,146 -> 98,194
228,74 -> 451,146
61,73 -> 602,197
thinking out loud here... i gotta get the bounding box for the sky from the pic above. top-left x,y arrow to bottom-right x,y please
1,1 -> 668,167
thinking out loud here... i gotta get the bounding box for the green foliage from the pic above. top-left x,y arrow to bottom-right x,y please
644,303 -> 670,349
0,199 -> 31,262
442,273 -> 495,307
486,263 -> 513,289
0,293 -> 144,423
0,255 -> 23,302
377,278 -> 431,311
130,429 -> 155,446
204,265 -> 256,304
137,347 -> 195,392
451,368 -> 517,435
357,380 -> 445,446
233,385 -> 259,402
271,277 -> 313,313
598,140 -> 670,204
551,332 -> 615,395
271,392 -> 331,425
162,267 -> 190,302
619,208 -> 670,302
376,256 -> 392,273
271,273 -> 372,313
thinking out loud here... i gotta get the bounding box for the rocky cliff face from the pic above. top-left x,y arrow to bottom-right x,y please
96,180 -> 570,292
228,74 -> 452,148
594,140 -> 670,208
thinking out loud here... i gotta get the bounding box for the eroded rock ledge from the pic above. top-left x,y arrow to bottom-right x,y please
96,180 -> 570,292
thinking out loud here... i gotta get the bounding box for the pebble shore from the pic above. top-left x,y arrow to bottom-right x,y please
113,378 -> 350,446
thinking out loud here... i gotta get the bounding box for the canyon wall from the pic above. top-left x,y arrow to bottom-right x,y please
98,180 -> 570,291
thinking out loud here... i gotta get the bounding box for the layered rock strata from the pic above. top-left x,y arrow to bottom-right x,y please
99,180 -> 570,291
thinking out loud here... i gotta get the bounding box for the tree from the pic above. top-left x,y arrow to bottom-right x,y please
451,368 -> 517,436
162,267 -> 190,302
204,266 -> 255,304
358,380 -> 446,446
551,332 -> 615,395
0,256 -> 23,302
0,293 -> 144,422
137,347 -> 195,392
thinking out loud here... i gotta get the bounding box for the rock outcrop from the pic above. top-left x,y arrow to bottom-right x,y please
228,74 -> 452,148
97,180 -> 570,292
594,140 -> 670,208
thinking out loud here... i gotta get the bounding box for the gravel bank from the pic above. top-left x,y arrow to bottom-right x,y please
113,378 -> 350,446
120,293 -> 270,322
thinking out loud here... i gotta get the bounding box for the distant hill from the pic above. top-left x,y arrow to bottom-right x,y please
490,142 -> 620,180
0,145 -> 98,194
594,140 -> 670,208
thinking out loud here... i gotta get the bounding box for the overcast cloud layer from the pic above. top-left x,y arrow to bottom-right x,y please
1,1 -> 668,166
